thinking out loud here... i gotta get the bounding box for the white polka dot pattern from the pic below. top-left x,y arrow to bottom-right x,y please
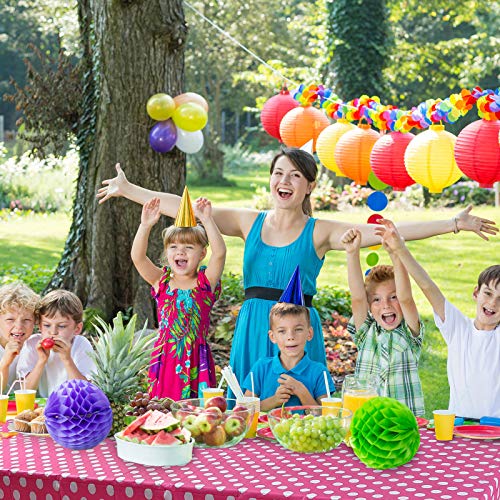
0,425 -> 498,499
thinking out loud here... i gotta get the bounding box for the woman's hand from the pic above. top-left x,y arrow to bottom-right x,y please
455,205 -> 498,240
141,197 -> 161,228
96,163 -> 129,204
340,228 -> 362,253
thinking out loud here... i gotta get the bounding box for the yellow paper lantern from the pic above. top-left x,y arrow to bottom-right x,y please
316,119 -> 356,176
334,124 -> 380,185
279,106 -> 330,152
404,125 -> 462,193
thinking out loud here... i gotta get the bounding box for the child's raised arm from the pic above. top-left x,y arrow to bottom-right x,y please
376,220 -> 420,336
375,219 -> 446,322
194,197 -> 226,291
341,229 -> 369,329
131,197 -> 163,289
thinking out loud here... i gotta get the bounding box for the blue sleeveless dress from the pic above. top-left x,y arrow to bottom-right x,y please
229,212 -> 327,391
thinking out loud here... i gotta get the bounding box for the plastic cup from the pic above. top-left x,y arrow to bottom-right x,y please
433,410 -> 455,441
237,396 -> 260,438
321,397 -> 342,415
14,389 -> 36,414
202,388 -> 224,401
0,395 -> 8,423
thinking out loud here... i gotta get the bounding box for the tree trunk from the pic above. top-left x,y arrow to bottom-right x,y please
47,0 -> 187,326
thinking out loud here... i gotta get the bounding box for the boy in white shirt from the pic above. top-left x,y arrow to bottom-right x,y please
17,290 -> 96,397
376,219 -> 499,419
0,283 -> 38,392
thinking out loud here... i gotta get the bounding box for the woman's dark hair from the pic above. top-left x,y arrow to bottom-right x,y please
270,147 -> 318,216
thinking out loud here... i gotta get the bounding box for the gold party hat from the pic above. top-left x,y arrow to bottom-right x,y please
174,186 -> 197,227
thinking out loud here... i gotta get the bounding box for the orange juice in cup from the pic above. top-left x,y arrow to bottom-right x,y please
0,395 -> 8,423
14,389 -> 36,414
321,397 -> 342,416
202,388 -> 224,401
237,396 -> 260,438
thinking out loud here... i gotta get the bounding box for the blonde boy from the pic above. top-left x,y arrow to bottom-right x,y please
0,282 -> 38,391
17,290 -> 95,397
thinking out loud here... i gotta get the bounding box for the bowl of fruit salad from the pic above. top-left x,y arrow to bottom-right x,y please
170,397 -> 254,448
268,405 -> 352,453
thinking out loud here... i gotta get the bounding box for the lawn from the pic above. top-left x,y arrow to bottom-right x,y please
1,175 -> 499,419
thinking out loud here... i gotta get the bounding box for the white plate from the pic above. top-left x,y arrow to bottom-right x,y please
8,420 -> 50,437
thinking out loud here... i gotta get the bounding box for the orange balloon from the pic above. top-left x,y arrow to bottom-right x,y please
173,92 -> 209,112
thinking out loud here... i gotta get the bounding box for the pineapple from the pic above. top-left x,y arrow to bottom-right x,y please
90,312 -> 157,435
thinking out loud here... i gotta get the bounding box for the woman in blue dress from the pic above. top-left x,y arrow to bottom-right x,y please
97,148 -> 497,389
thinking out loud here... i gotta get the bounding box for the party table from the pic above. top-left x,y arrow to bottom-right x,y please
0,424 -> 499,500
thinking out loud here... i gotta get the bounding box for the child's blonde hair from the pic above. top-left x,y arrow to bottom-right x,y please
160,224 -> 208,266
364,265 -> 395,295
36,290 -> 83,323
0,282 -> 39,315
269,302 -> 311,329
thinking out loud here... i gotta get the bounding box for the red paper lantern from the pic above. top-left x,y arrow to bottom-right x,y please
279,106 -> 330,152
260,89 -> 300,141
454,119 -> 500,188
370,132 -> 416,191
335,124 -> 380,185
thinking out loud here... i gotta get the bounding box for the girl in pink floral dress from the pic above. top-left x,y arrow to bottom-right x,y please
131,195 -> 226,400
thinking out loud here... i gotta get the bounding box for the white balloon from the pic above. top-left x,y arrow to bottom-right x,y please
175,128 -> 204,154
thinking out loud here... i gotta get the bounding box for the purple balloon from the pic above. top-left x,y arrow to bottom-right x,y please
149,119 -> 177,153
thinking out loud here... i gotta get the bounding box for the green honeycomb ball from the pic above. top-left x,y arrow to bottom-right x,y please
351,397 -> 420,469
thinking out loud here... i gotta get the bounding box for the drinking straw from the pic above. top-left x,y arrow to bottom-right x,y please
6,379 -> 20,396
0,373 -> 3,396
323,371 -> 331,396
221,366 -> 244,400
217,373 -> 224,390
250,372 -> 255,396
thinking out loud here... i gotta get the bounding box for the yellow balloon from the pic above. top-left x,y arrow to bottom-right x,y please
147,93 -> 175,121
172,102 -> 208,132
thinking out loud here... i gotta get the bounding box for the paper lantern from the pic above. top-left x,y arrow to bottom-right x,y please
260,89 -> 300,141
335,124 -> 380,185
279,106 -> 330,152
404,125 -> 462,193
351,397 -> 420,469
44,379 -> 113,450
370,132 -> 416,191
454,119 -> 500,188
316,119 -> 356,176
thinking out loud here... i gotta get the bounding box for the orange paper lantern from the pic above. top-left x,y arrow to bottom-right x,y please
370,132 -> 416,191
279,106 -> 330,152
335,124 -> 380,185
404,125 -> 462,193
260,89 -> 300,141
454,119 -> 500,188
316,119 -> 356,176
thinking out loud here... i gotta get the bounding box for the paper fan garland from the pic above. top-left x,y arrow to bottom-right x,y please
351,397 -> 420,469
44,379 -> 113,450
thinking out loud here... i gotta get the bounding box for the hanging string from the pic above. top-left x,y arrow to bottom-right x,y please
183,1 -> 296,87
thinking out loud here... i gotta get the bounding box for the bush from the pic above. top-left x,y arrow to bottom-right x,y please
312,285 -> 351,321
0,264 -> 55,293
439,180 -> 495,207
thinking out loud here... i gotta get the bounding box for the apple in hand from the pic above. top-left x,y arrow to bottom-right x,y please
205,396 -> 227,413
182,414 -> 201,437
204,425 -> 227,446
224,415 -> 246,437
41,338 -> 55,350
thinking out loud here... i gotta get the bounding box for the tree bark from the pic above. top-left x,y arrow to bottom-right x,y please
47,0 -> 187,326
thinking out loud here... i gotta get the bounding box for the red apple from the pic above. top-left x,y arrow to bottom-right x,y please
204,425 -> 227,446
224,415 -> 246,437
41,337 -> 55,350
203,406 -> 223,425
205,396 -> 227,413
194,410 -> 222,434
232,405 -> 250,422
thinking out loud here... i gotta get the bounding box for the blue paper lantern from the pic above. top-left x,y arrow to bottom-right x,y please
44,379 -> 113,450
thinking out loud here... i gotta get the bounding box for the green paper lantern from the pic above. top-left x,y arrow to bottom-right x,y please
351,397 -> 420,469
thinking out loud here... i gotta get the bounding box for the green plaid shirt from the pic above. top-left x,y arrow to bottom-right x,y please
347,315 -> 425,416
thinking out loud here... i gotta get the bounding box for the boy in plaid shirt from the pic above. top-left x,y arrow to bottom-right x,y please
342,223 -> 425,416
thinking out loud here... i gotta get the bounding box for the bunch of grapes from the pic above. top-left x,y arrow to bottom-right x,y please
126,392 -> 174,416
271,413 -> 347,453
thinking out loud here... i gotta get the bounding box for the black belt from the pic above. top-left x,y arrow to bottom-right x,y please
244,286 -> 313,307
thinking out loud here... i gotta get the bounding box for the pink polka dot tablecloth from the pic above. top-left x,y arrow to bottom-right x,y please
0,425 -> 499,500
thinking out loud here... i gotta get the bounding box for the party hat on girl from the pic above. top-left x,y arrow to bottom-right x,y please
174,186 -> 197,227
279,265 -> 305,306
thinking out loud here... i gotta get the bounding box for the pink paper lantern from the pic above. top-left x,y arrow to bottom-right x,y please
260,89 -> 300,141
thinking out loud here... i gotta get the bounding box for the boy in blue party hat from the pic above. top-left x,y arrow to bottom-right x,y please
242,266 -> 334,411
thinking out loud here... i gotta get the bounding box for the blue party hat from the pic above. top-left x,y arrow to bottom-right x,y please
279,266 -> 305,306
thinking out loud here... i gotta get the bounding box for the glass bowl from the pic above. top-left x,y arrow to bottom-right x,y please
268,405 -> 352,453
170,398 -> 254,448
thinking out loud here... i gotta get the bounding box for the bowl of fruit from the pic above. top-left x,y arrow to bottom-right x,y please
125,392 -> 174,424
268,405 -> 352,453
170,397 -> 254,448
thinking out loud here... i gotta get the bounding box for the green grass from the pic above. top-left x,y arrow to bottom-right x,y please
1,175 -> 499,419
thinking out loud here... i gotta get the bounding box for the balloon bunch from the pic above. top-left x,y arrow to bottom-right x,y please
147,92 -> 208,154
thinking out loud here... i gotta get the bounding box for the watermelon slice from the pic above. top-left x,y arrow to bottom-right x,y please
171,427 -> 191,443
151,430 -> 179,446
122,411 -> 153,436
140,410 -> 180,433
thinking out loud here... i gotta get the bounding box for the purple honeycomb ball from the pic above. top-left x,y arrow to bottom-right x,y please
44,379 -> 113,450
